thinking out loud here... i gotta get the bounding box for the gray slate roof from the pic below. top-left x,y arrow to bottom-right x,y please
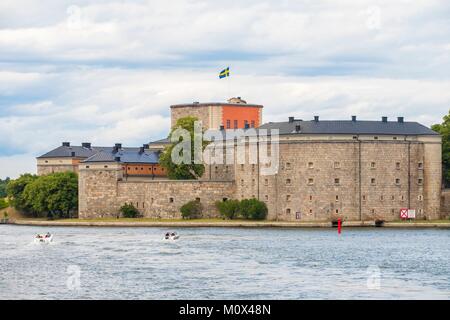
83,149 -> 160,164
258,120 -> 438,136
37,146 -> 113,159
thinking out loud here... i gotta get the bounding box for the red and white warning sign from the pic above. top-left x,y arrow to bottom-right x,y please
400,208 -> 408,219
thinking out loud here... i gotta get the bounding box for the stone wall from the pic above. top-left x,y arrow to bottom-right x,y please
440,189 -> 450,218
79,163 -> 235,218
232,135 -> 441,222
171,106 -> 213,129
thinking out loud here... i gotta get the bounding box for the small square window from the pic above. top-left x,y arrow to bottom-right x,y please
309,195 -> 313,201
335,209 -> 339,214
286,178 -> 291,185
264,195 -> 268,201
418,195 -> 423,201
396,162 -> 400,169
241,179 -> 244,186
362,195 -> 366,201
418,162 -> 423,169
335,195 -> 339,201
370,162 -> 376,168
371,178 -> 376,185
334,162 -> 340,169
169,197 -> 174,203
286,195 -> 291,201
286,208 -> 291,214
396,178 -> 400,185
418,178 -> 423,185
264,178 -> 269,186
285,162 -> 291,169
308,178 -> 314,185
308,162 -> 314,169
334,178 -> 340,185
241,164 -> 244,170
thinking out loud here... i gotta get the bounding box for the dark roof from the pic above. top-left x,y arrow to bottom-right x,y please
38,146 -> 112,159
258,120 -> 438,136
170,102 -> 263,109
83,149 -> 160,164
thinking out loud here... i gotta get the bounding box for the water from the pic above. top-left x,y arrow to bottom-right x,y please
0,225 -> 449,299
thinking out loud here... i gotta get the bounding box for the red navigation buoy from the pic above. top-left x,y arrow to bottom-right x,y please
338,218 -> 342,234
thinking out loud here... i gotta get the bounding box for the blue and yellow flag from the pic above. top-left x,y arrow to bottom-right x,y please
219,67 -> 230,79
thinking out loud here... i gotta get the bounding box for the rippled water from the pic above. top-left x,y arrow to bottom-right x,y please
0,225 -> 449,299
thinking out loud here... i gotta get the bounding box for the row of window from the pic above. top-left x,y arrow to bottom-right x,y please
261,194 -> 423,202
243,177 -> 424,186
225,120 -> 256,129
282,161 -> 424,170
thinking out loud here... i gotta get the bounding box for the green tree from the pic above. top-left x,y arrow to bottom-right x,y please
239,198 -> 268,220
180,200 -> 203,219
22,172 -> 78,218
159,116 -> 208,179
6,174 -> 38,214
0,198 -> 8,209
120,203 -> 140,218
0,177 -> 10,198
432,110 -> 450,187
215,199 -> 240,219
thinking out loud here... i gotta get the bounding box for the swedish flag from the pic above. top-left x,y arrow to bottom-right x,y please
219,67 -> 230,79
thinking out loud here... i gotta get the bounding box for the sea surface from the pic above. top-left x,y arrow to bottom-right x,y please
0,225 -> 449,299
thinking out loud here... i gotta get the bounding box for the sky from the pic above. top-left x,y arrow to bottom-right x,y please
1,0 -> 450,178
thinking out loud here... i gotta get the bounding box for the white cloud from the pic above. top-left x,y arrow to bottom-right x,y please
0,0 -> 449,178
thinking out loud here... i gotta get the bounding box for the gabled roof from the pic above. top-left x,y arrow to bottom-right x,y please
83,149 -> 160,164
258,120 -> 438,136
37,146 -> 112,159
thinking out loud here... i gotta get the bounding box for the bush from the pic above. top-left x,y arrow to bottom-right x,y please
239,198 -> 268,220
216,199 -> 240,220
120,203 -> 140,218
0,198 -> 8,210
180,200 -> 203,219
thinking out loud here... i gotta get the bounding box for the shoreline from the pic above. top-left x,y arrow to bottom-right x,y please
6,219 -> 450,228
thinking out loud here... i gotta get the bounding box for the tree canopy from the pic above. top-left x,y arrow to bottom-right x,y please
159,116 -> 208,179
0,177 -> 10,198
7,172 -> 78,218
432,110 -> 450,187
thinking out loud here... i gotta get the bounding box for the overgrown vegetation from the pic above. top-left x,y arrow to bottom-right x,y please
0,198 -> 8,210
180,200 -> 203,219
159,116 -> 209,179
120,203 -> 140,218
0,177 -> 10,198
215,199 -> 240,219
6,172 -> 78,218
216,198 -> 268,220
432,110 -> 450,187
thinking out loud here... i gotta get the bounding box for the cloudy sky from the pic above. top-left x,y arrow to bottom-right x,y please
1,0 -> 449,178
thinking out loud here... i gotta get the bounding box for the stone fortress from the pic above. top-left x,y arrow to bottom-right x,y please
37,97 -> 446,221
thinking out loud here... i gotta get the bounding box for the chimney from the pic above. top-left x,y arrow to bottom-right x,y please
71,152 -> 75,157
288,117 -> 295,123
382,116 -> 388,123
139,147 -> 144,154
114,156 -> 121,162
143,144 -> 149,149
62,142 -> 70,147
295,124 -> 301,132
397,117 -> 404,123
314,116 -> 319,122
82,142 -> 91,148
352,116 -> 357,122
220,125 -> 225,130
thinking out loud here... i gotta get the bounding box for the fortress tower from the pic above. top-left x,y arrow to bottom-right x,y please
170,97 -> 263,130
